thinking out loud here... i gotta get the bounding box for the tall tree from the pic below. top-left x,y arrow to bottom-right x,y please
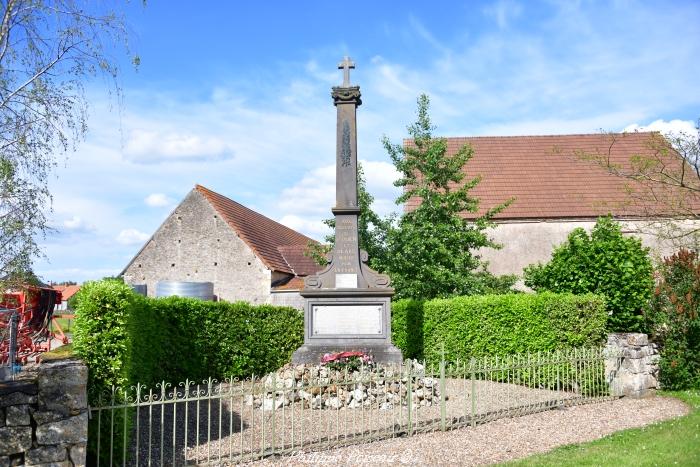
379,94 -> 514,299
572,123 -> 700,251
307,162 -> 392,268
0,1 -> 138,286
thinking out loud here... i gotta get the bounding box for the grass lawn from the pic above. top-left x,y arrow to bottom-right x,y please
506,390 -> 700,466
51,315 -> 74,334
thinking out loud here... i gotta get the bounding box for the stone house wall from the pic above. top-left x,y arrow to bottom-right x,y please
123,190 -> 272,304
0,359 -> 88,466
481,218 -> 700,280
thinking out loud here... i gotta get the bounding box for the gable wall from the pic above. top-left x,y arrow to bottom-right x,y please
123,190 -> 272,303
481,219 -> 700,285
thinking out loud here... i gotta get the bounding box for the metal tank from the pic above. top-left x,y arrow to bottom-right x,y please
155,281 -> 214,301
130,284 -> 147,296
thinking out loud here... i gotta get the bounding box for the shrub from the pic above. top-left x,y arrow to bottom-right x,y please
392,292 -> 607,363
72,279 -> 137,466
129,298 -> 304,387
645,249 -> 700,389
524,216 -> 654,332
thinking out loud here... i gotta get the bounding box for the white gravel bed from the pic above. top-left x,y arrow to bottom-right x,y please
250,395 -> 689,466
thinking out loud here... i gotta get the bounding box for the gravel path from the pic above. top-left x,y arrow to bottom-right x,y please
251,395 -> 689,466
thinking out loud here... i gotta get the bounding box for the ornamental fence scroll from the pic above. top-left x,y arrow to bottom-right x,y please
88,346 -> 623,466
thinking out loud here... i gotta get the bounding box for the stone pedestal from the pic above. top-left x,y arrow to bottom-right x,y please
292,290 -> 402,364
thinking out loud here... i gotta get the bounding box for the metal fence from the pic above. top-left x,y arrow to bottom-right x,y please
0,308 -> 19,381
89,347 -> 623,466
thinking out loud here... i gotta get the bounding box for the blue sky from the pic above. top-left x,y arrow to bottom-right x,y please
35,0 -> 700,283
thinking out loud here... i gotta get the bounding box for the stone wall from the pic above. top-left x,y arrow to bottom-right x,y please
123,189 -> 273,304
606,333 -> 660,398
0,359 -> 87,467
270,290 -> 304,310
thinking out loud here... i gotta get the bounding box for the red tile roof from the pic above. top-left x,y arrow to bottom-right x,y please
272,276 -> 306,291
277,245 -> 322,276
52,285 -> 81,301
404,132 -> 699,220
196,185 -> 317,274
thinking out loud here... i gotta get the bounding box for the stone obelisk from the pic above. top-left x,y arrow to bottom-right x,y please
291,57 -> 402,364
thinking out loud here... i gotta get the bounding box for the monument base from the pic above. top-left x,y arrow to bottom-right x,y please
292,342 -> 403,365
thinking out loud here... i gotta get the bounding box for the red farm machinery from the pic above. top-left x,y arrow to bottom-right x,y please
1,285 -> 64,378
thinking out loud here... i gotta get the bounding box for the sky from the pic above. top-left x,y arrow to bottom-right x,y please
34,0 -> 700,283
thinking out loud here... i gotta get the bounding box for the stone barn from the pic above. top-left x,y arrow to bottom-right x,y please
121,185 -> 320,308
404,132 -> 700,280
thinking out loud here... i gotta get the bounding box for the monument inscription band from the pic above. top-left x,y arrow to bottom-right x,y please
291,57 -> 402,364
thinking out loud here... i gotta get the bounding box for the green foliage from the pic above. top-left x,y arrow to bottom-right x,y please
392,292 -> 608,363
129,297 -> 304,387
0,2 -> 137,288
524,216 -> 654,332
72,280 -> 135,393
645,249 -> 700,389
71,280 -> 136,466
306,163 -> 392,268
72,280 -> 304,389
380,94 -> 514,299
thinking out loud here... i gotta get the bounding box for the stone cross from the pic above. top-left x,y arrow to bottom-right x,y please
338,56 -> 355,87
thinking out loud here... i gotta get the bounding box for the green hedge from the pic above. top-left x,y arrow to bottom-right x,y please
129,297 -> 304,387
392,292 -> 608,363
73,281 -> 304,389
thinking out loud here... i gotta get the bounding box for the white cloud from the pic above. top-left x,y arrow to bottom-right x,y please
116,229 -> 150,246
483,0 -> 523,29
61,216 -> 96,233
124,129 -> 234,163
623,119 -> 698,139
278,215 -> 331,239
144,193 -> 174,208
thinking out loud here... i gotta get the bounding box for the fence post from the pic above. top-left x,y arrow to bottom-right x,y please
440,355 -> 446,431
406,360 -> 413,437
470,357 -> 476,428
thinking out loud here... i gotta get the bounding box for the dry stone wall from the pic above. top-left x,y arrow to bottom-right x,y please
606,333 -> 660,397
0,359 -> 87,467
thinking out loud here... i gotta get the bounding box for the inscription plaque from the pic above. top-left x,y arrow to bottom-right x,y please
335,273 -> 357,288
312,304 -> 383,336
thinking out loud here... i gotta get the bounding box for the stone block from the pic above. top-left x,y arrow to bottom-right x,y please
625,333 -> 648,346
25,461 -> 71,467
36,412 -> 88,445
5,405 -> 30,426
0,456 -> 8,467
31,409 -> 64,426
0,408 -> 5,427
0,391 -> 37,408
37,361 -> 87,416
25,446 -> 67,465
621,357 -> 647,374
0,426 -> 32,456
69,443 -> 86,467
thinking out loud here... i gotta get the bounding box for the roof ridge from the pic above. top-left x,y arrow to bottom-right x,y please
402,131 -> 659,142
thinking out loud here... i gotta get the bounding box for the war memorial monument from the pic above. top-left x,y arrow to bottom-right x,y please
292,57 -> 403,364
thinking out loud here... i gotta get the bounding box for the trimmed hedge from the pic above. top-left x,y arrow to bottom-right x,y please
73,281 -> 304,464
73,281 -> 304,389
130,297 -> 304,387
392,292 -> 608,363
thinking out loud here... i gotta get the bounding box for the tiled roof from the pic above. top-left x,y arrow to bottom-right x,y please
52,285 -> 80,301
272,276 -> 306,291
277,245 -> 322,276
404,132 -> 698,220
195,185 -> 317,274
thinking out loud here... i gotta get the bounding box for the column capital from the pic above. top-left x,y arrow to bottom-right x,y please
331,86 -> 362,106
